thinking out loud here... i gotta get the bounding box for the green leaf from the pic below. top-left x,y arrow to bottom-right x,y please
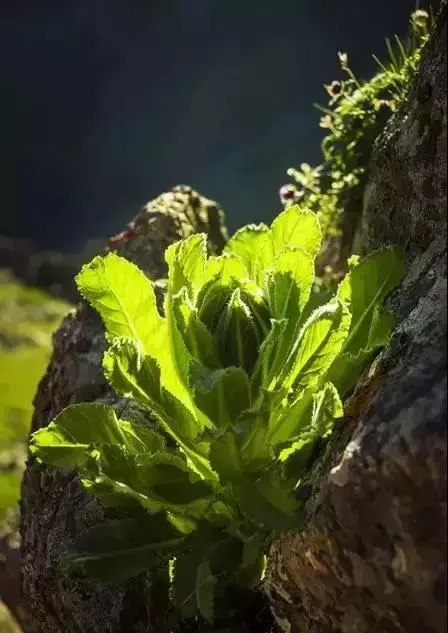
326,350 -> 372,398
203,253 -> 249,286
279,434 -> 315,483
164,274 -> 210,423
104,337 -> 160,401
281,382 -> 340,450
264,247 -> 314,383
165,233 -> 207,300
232,469 -> 300,532
208,536 -> 244,578
197,281 -> 234,335
209,430 -> 244,482
266,387 -> 315,450
237,408 -> 273,470
311,381 -> 343,436
81,476 -> 150,512
224,224 -> 271,285
103,338 -> 214,479
327,246 -> 405,395
174,551 -> 202,620
101,444 -> 189,486
89,446 -> 165,512
284,302 -> 351,392
196,559 -> 217,623
225,207 -> 321,288
270,205 -> 322,259
168,512 -> 199,535
171,289 -> 220,369
118,420 -> 167,454
251,318 -> 287,392
103,338 -> 203,441
242,532 -> 266,568
336,246 -> 405,355
280,383 -> 343,480
269,381 -> 341,454
88,444 -> 214,514
366,306 -> 395,350
266,247 -> 314,320
191,366 -> 251,428
152,480 -> 214,506
214,287 -> 263,374
64,513 -> 188,584
75,252 -> 162,351
30,403 -> 126,469
85,445 -> 172,512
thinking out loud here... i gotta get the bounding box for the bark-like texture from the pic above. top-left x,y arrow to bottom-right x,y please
265,5 -> 447,633
20,186 -> 227,633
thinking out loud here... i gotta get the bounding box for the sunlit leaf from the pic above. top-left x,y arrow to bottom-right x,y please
64,514 -> 188,584
30,403 -> 125,469
76,252 -> 162,351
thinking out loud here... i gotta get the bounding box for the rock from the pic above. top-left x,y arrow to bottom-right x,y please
264,3 -> 447,632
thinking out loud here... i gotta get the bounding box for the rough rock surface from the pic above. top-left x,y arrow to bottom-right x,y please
20,186 -> 227,633
264,4 -> 447,633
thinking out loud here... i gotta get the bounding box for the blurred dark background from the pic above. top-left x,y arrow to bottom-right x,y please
0,0 -> 427,252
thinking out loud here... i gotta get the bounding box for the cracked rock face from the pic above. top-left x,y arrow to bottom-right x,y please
264,4 -> 447,633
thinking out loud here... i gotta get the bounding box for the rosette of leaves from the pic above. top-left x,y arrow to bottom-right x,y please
30,205 -> 404,627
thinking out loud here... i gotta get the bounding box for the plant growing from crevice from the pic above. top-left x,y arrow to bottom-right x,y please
30,206 -> 404,631
280,9 -> 432,257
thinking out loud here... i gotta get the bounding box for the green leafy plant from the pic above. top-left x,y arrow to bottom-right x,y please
281,9 -> 432,244
30,206 -> 404,628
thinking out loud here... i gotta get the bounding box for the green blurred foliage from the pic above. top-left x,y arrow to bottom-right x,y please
0,601 -> 23,633
0,270 -> 71,537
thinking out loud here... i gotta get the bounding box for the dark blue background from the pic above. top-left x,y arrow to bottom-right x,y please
0,0 -> 425,250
